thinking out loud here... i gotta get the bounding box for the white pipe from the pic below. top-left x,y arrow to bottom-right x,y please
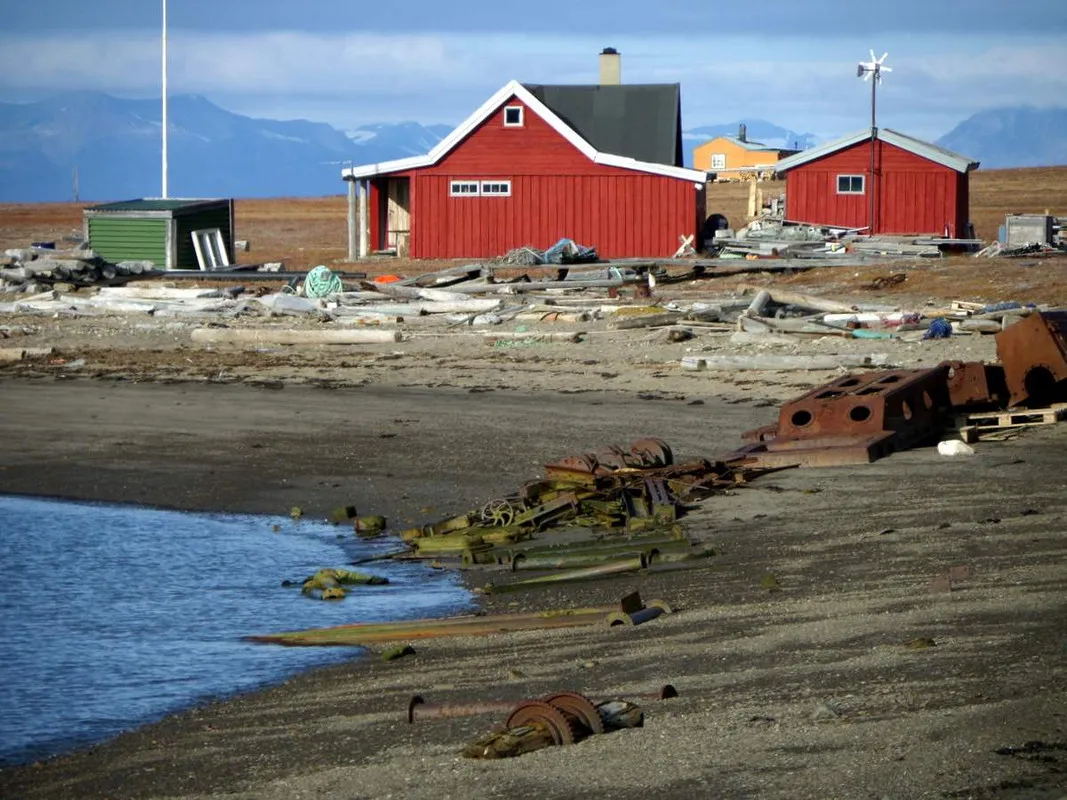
161,0 -> 169,199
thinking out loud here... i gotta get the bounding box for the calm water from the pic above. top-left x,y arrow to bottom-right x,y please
0,496 -> 472,766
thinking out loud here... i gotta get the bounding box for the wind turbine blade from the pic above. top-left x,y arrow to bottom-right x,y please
870,49 -> 877,62
880,52 -> 889,63
881,65 -> 893,73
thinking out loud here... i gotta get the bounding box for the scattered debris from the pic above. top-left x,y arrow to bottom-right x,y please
460,688 -> 663,759
247,595 -> 657,647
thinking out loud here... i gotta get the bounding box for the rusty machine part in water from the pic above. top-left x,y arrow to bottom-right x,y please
995,311 -> 1067,408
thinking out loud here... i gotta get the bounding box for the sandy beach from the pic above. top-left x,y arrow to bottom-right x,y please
1,362 -> 1065,799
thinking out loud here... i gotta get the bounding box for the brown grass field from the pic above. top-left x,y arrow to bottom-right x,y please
1,166 -> 1064,302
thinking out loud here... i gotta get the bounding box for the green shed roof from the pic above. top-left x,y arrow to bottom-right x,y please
87,198 -> 227,213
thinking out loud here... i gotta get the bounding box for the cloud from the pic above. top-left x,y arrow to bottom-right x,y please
0,28 -> 1063,139
3,0 -> 1065,36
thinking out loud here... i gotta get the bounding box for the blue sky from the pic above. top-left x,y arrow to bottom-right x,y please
1,1 -> 1065,141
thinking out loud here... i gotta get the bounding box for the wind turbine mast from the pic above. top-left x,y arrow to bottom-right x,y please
856,50 -> 891,234
161,0 -> 169,199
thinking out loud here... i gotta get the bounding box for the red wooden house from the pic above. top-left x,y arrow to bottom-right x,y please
774,129 -> 979,236
341,80 -> 707,259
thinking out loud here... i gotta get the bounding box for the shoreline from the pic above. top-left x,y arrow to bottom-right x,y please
2,376 -> 1066,799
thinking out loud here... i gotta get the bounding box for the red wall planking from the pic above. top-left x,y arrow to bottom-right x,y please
783,139 -> 969,235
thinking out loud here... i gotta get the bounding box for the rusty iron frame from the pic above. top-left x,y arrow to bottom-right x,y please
995,311 -> 1067,408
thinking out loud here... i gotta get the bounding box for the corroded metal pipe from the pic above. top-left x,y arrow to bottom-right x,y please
407,685 -> 678,724
407,695 -> 516,723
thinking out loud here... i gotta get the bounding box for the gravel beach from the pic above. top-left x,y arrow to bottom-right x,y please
1,359 -> 1065,798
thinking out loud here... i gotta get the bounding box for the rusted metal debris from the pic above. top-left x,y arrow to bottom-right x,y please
727,332 -> 1067,468
730,366 -> 953,468
408,684 -> 678,725
995,310 -> 1067,408
394,439 -> 760,582
458,687 -> 674,759
942,360 -> 1009,410
544,437 -> 674,482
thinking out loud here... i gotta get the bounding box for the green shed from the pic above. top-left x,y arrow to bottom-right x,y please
83,198 -> 235,270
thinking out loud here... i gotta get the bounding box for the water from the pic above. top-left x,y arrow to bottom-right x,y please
0,496 -> 473,766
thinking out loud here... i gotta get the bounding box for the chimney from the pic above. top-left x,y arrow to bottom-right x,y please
738,123 -> 747,143
599,47 -> 621,85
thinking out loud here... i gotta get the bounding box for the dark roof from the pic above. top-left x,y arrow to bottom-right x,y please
88,198 -> 226,213
522,84 -> 683,168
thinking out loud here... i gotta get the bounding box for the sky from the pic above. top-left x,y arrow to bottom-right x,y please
1,1 -> 1065,141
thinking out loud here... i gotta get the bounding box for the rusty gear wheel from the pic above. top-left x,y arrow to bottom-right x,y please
630,438 -> 673,467
480,498 -> 516,527
540,691 -> 605,736
504,701 -> 577,745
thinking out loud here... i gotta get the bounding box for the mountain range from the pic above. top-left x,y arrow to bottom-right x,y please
0,93 -> 1063,202
934,107 -> 1067,169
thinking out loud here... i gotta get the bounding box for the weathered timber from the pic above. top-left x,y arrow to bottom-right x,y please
190,327 -> 402,346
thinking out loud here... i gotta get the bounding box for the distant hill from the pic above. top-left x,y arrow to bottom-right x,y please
0,93 -> 450,202
936,107 -> 1067,169
683,119 -> 821,165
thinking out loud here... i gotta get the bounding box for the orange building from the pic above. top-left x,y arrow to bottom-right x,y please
693,125 -> 799,180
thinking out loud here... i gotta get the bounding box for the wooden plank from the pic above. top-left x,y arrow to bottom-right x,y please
953,404 -> 1067,430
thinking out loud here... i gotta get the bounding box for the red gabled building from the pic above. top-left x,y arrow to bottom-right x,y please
342,80 -> 707,259
775,129 -> 979,236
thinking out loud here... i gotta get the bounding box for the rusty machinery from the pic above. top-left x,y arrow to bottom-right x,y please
995,310 -> 1067,408
544,438 -> 674,482
941,360 -> 1009,410
731,366 -> 953,468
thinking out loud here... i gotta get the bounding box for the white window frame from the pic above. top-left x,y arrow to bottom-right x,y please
836,174 -> 865,194
503,105 -> 524,127
480,180 -> 512,197
449,180 -> 480,197
710,153 -> 726,170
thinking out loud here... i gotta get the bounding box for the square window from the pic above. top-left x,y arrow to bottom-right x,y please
710,153 -> 726,170
836,174 -> 865,194
504,106 -> 524,127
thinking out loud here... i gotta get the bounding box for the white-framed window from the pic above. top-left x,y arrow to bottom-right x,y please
836,174 -> 865,194
503,105 -> 524,127
449,180 -> 480,197
710,153 -> 726,170
480,180 -> 511,197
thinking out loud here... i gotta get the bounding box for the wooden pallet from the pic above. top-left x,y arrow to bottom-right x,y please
949,404 -> 1067,441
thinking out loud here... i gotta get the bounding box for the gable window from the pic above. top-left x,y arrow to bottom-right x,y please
710,153 -> 726,170
837,174 -> 865,194
480,180 -> 511,197
449,180 -> 480,197
503,105 -> 524,127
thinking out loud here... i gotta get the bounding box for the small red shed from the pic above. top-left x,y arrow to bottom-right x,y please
341,80 -> 707,259
774,129 -> 979,236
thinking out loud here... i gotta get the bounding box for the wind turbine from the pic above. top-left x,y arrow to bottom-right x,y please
856,50 -> 891,234
856,50 -> 891,130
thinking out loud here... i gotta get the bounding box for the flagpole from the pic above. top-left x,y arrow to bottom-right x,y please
161,0 -> 169,199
